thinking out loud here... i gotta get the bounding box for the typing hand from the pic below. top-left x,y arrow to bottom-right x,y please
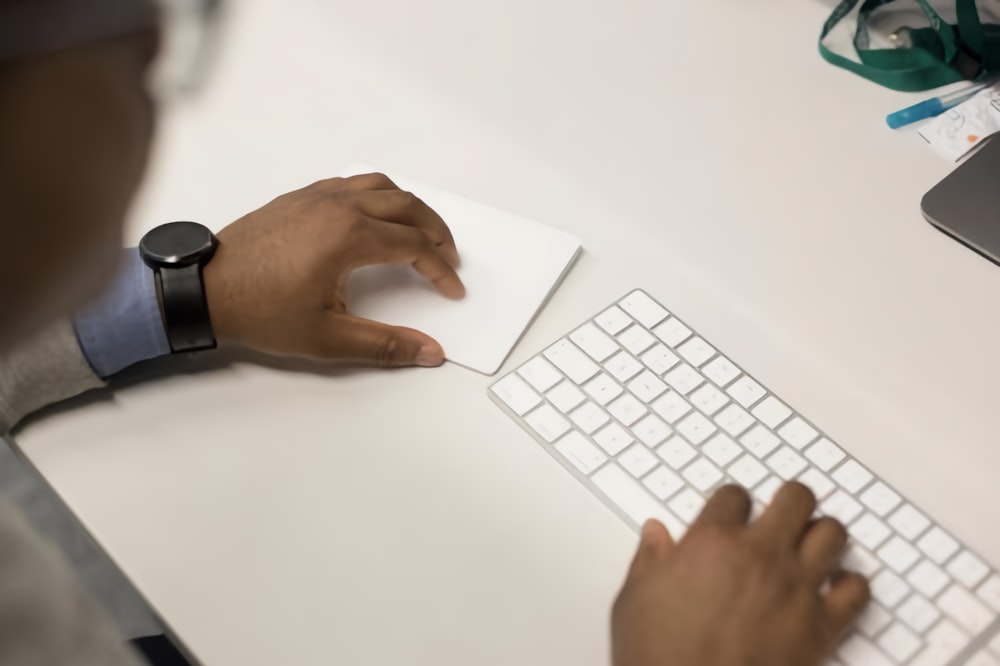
611,483 -> 870,666
203,173 -> 464,367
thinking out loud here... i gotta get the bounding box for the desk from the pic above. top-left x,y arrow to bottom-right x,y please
16,1 -> 1000,664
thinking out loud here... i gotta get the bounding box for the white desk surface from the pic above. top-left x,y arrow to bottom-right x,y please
16,1 -> 1000,664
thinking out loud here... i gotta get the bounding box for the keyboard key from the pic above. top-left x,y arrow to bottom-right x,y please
803,438 -> 846,472
702,434 -> 742,467
525,405 -> 571,442
797,468 -> 835,500
583,373 -> 624,405
592,464 -> 684,535
492,374 -> 542,415
877,536 -> 921,574
907,560 -> 950,599
517,356 -> 562,392
643,466 -> 684,500
650,391 -> 692,424
682,458 -> 724,492
740,425 -> 782,458
910,620 -> 968,666
619,290 -> 669,328
777,417 -> 818,449
668,488 -> 706,523
640,344 -> 679,376
947,550 -> 990,589
544,339 -> 599,384
664,363 -> 704,394
726,375 -> 766,408
842,543 -> 883,578
978,574 -> 1000,613
605,351 -> 643,382
628,370 -> 668,403
547,381 -> 586,413
897,594 -> 940,633
594,305 -> 632,335
714,404 -> 755,437
877,623 -> 921,662
837,634 -> 893,666
917,526 -> 960,565
617,325 -> 656,355
632,414 -> 672,447
676,412 -> 716,445
619,444 -> 659,478
593,423 -> 633,455
938,583 -> 994,634
856,602 -> 893,638
570,322 -> 619,361
822,490 -> 863,525
870,569 -> 910,608
859,482 -> 902,518
570,401 -> 610,434
991,630 -> 1000,654
688,383 -> 729,415
751,396 -> 792,428
676,336 -> 715,367
889,503 -> 931,541
765,446 -> 808,481
656,438 -> 697,469
831,460 -> 874,494
554,432 -> 607,474
702,355 -> 740,387
751,476 -> 783,506
608,393 -> 647,426
853,513 -> 892,551
727,454 -> 769,489
652,317 -> 692,347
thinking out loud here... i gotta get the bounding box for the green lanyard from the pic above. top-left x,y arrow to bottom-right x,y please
819,0 -> 1000,91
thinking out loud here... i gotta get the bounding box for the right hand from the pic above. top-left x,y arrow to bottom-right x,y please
611,483 -> 870,666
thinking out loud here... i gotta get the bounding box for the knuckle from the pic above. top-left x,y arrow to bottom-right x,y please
375,334 -> 403,367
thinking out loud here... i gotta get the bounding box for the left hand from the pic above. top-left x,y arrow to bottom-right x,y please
202,172 -> 465,367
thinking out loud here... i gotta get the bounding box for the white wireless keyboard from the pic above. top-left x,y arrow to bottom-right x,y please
489,290 -> 1000,666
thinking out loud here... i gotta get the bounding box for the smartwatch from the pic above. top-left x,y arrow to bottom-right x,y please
139,221 -> 219,353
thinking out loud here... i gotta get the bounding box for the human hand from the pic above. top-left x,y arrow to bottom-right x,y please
202,173 -> 464,367
611,483 -> 870,666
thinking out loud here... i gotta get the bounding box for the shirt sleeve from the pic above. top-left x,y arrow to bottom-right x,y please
73,248 -> 171,378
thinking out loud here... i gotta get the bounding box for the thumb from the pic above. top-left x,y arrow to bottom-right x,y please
626,519 -> 675,580
329,314 -> 445,368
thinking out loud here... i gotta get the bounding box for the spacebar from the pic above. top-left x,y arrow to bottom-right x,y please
591,464 -> 686,537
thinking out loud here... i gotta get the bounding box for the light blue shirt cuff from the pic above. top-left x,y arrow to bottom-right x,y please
74,248 -> 171,378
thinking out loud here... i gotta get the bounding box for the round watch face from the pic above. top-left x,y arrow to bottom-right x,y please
139,221 -> 217,267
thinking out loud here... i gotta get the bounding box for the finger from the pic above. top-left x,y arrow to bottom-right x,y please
354,189 -> 460,267
324,314 -> 445,368
690,484 -> 751,531
799,517 -> 849,588
360,220 -> 465,299
752,482 -> 817,547
627,519 -> 676,580
823,571 -> 870,635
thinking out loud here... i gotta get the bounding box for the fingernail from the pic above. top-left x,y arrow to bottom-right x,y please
416,345 -> 444,367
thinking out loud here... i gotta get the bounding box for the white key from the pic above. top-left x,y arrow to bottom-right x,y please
727,454 -> 769,489
804,438 -> 846,472
991,630 -> 1000,654
777,417 -> 819,450
751,396 -> 792,428
837,634 -> 893,666
860,482 -> 902,518
664,363 -> 704,395
547,381 -> 586,413
740,425 -> 782,458
643,466 -> 684,500
517,356 -> 562,392
492,374 -> 542,415
682,458 -> 723,492
878,623 -> 921,662
570,401 -> 610,434
947,551 -> 990,589
917,527 -> 960,565
822,490 -> 863,525
650,391 -> 692,424
702,434 -> 742,467
628,370 -> 668,403
605,351 -> 643,382
843,543 -> 883,578
584,373 -> 624,405
968,653 -> 1000,666
656,438 -> 697,469
897,594 -> 941,633
633,414 -> 672,447
595,305 -> 633,335
554,432 -> 607,474
702,355 -> 740,386
765,446 -> 808,481
688,383 -> 729,415
544,339 -> 599,384
608,393 -> 647,426
676,336 -> 715,367
594,423 -> 634,456
908,560 -> 951,599
640,344 -> 680,376
668,488 -> 706,524
856,602 -> 894,638
652,317 -> 691,347
878,536 -> 921,575
592,464 -> 684,535
798,468 -> 835,500
870,569 -> 910,608
889,503 -> 931,541
939,583 -> 994,634
831,460 -> 874,494
524,405 -> 571,442
570,322 -> 619,361
714,403 -> 755,437
619,291 -> 669,328
752,476 -> 783,505
619,444 -> 659,478
910,620 -> 969,666
617,325 -> 656,355
853,513 -> 892,551
726,375 -> 766,407
676,412 -> 716,445
979,574 -> 1000,613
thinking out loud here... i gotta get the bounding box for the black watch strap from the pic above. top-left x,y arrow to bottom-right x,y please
158,263 -> 217,352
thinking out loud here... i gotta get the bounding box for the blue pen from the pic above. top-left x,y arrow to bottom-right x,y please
886,82 -> 990,129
